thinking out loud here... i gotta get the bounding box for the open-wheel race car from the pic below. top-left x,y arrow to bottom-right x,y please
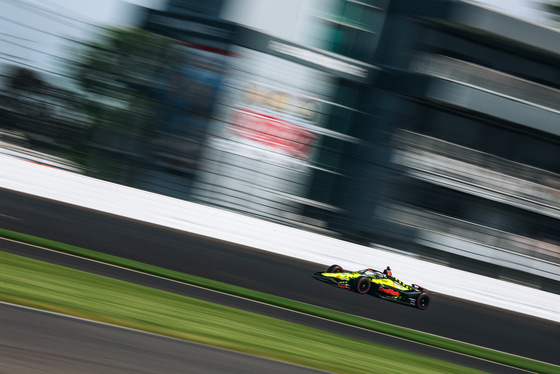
313,265 -> 433,310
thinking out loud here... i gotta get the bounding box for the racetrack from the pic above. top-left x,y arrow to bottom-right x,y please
3,236 -> 542,374
1,188 -> 559,370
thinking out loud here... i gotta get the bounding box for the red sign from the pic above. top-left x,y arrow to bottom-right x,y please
230,107 -> 317,159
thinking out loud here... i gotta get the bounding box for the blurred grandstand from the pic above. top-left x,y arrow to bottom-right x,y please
1,0 -> 559,293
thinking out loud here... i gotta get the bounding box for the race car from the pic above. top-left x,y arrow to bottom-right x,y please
313,265 -> 433,310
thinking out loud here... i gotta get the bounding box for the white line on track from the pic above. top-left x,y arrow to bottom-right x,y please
0,213 -> 22,221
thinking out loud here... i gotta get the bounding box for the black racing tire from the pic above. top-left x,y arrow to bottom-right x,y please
327,265 -> 343,273
352,276 -> 371,294
416,292 -> 431,310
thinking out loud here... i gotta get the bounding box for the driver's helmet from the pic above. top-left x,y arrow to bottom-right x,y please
363,268 -> 375,276
383,266 -> 392,277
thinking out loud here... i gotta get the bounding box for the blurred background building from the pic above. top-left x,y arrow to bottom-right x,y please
1,0 -> 559,292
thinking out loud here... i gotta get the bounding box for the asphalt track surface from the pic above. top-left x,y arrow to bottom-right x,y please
0,302 -> 328,374
1,188 -> 559,372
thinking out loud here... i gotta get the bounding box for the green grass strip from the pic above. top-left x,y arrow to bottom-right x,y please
2,251 -> 484,374
1,228 -> 557,374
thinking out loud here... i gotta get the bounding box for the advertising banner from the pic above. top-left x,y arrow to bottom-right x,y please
229,83 -> 319,160
192,46 -> 335,220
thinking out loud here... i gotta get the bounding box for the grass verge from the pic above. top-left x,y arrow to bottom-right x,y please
0,228 -> 557,374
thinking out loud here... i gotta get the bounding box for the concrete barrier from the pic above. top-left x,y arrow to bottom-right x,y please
1,154 -> 558,322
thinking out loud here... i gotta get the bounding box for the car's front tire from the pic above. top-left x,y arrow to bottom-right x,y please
327,265 -> 343,273
416,292 -> 431,310
352,276 -> 371,294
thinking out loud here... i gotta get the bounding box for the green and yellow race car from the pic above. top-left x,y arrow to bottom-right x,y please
313,265 -> 433,310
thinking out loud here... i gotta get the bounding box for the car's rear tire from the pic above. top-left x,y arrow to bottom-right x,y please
327,265 -> 343,273
352,276 -> 371,294
416,293 -> 431,310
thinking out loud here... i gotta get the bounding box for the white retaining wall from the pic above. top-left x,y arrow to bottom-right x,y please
1,154 -> 559,323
